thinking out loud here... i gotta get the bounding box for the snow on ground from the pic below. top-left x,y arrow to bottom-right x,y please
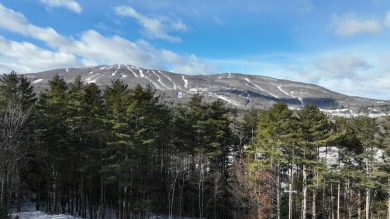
159,71 -> 177,90
182,76 -> 188,88
244,78 -> 279,98
10,211 -> 81,219
320,109 -> 387,118
152,71 -> 170,90
139,69 -> 145,78
216,95 -> 240,106
120,73 -> 128,79
126,65 -> 139,77
177,91 -> 183,98
32,79 -> 43,84
112,64 -> 121,76
276,84 -> 304,106
244,90 -> 251,105
145,76 -> 162,90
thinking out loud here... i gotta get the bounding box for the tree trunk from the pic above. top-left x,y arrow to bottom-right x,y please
312,190 -> 316,219
387,194 -> 390,219
302,165 -> 307,219
358,191 -> 362,219
276,163 -> 281,219
337,181 -> 340,219
288,164 -> 293,219
365,188 -> 370,219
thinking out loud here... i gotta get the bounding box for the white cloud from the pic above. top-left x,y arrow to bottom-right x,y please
0,4 -> 69,47
384,10 -> 390,28
40,0 -> 82,13
162,51 -> 213,74
114,6 -> 188,42
315,55 -> 371,78
0,36 -> 80,73
332,13 -> 382,37
0,3 -> 208,75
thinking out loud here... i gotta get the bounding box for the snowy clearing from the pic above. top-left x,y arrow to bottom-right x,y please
182,76 -> 188,88
10,211 -> 81,219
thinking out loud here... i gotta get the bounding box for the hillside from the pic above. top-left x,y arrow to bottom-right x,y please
23,64 -> 390,114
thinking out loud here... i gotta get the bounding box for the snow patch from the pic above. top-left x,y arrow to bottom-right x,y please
159,71 -> 177,90
244,78 -> 278,98
297,98 -> 304,106
276,85 -> 290,97
139,69 -> 145,78
182,76 -> 188,88
277,84 -> 303,106
32,79 -> 43,84
65,68 -> 69,72
126,65 -> 139,77
152,71 -> 169,90
145,76 -> 162,89
100,66 -> 107,70
244,90 -> 251,105
89,71 -> 93,74
177,91 -> 183,98
112,64 -> 121,76
10,211 -> 81,219
216,95 -> 239,106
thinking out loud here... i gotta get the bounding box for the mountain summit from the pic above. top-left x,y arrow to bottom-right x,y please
23,64 -> 389,114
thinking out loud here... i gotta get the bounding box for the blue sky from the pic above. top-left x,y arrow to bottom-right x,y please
1,0 -> 390,99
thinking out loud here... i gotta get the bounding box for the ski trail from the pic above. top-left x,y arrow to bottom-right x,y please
276,85 -> 290,97
100,66 -> 107,70
244,90 -> 251,105
139,69 -> 145,78
182,76 -> 188,88
32,79 -> 43,84
159,71 -> 177,90
107,65 -> 113,70
244,78 -> 278,98
112,64 -> 121,76
126,65 -> 139,77
152,71 -> 169,90
145,76 -> 162,89
85,73 -> 101,84
216,95 -> 239,106
89,71 -> 93,74
120,73 -> 128,79
277,84 -> 304,106
298,98 -> 304,106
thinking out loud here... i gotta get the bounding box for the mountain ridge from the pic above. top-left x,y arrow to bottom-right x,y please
22,64 -> 390,115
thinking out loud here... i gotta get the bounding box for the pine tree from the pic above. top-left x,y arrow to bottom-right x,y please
0,71 -> 36,215
298,103 -> 332,219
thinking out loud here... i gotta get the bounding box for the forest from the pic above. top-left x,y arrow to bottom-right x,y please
0,71 -> 389,219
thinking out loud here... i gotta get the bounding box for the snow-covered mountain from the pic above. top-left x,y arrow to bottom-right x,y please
23,64 -> 390,115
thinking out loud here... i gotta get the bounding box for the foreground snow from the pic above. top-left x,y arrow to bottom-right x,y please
10,211 -> 81,219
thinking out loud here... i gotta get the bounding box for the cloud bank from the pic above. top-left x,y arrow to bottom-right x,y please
0,3 -> 210,74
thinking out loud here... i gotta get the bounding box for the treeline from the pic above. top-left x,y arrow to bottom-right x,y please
0,71 -> 389,219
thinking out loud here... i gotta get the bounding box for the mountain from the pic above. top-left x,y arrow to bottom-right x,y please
23,64 -> 390,115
